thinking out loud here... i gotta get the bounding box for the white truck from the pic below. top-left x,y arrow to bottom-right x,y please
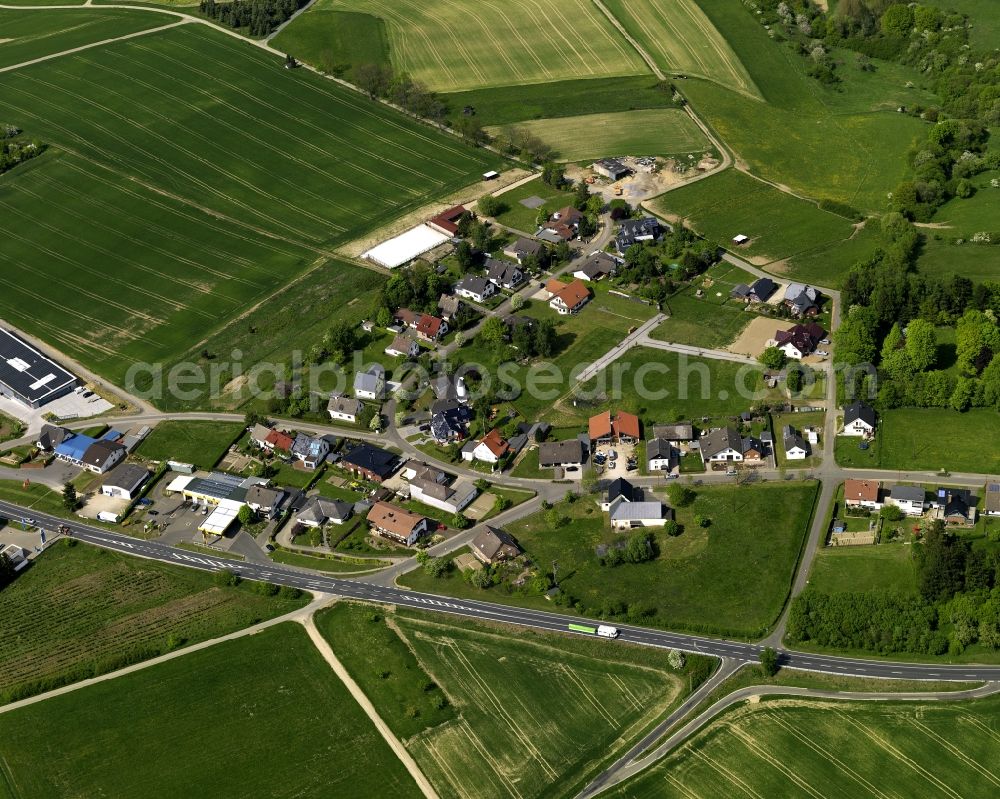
596,625 -> 620,639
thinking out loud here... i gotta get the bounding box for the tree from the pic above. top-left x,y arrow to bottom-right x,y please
666,483 -> 695,508
534,318 -> 557,358
478,316 -> 508,351
786,367 -> 803,394
540,161 -> 564,187
454,331 -> 466,347
760,646 -> 779,676
880,4 -> 913,38
451,513 -> 472,530
369,413 -> 383,432
694,514 -> 711,528
353,63 -> 392,98
663,519 -> 681,537
667,649 -> 686,669
477,195 -> 506,217
62,482 -> 78,512
237,505 -> 254,526
905,318 -> 937,371
510,292 -> 525,311
758,346 -> 786,370
573,180 -> 590,211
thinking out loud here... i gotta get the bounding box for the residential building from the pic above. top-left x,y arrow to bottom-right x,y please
615,217 -> 660,254
730,284 -> 751,302
415,315 -> 448,343
470,526 -> 522,565
385,334 -> 419,359
573,252 -> 619,282
328,394 -> 364,424
783,425 -> 809,460
748,277 -> 778,304
742,436 -> 765,461
290,434 -> 329,470
0,543 -> 28,573
589,411 -> 641,444
265,428 -> 294,453
538,439 -> 585,470
0,328 -> 78,409
430,398 -> 472,443
401,460 -> 447,484
464,428 -> 509,464
100,464 -> 150,501
784,283 -> 820,317
427,204 -> 466,236
930,487 -> 977,526
409,477 -> 477,515
36,424 -> 73,453
549,279 -> 591,315
485,258 -> 524,290
55,431 -> 126,475
503,237 -> 543,265
353,364 -> 385,400
592,158 -> 630,180
367,501 -> 429,546
437,294 -> 463,322
774,323 -> 825,360
646,438 -> 677,472
886,485 -> 927,517
843,400 -> 877,437
844,479 -> 882,510
986,482 -> 1000,516
246,484 -> 285,519
341,444 -> 398,483
699,427 -> 744,463
600,478 -> 638,511
394,308 -> 420,328
455,276 -> 495,303
297,496 -> 353,527
540,206 -> 583,243
610,501 -> 672,530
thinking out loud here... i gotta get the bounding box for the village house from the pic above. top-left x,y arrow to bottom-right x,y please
600,477 -> 639,512
573,251 -> 619,282
842,400 -> 877,437
929,487 -> 977,526
548,279 -> 591,315
437,294 -> 463,322
538,439 -> 585,471
784,283 -> 820,317
385,334 -> 420,359
485,258 -> 524,290
367,501 -> 429,546
774,323 -> 825,360
646,438 -> 677,473
455,275 -> 496,304
409,476 -> 478,515
100,464 -> 150,501
328,394 -> 364,424
844,479 -> 882,511
886,485 -> 927,517
341,443 -> 399,483
610,501 -> 672,531
615,217 -> 660,254
699,427 -> 763,465
55,432 -> 126,474
470,526 -> 523,565
463,428 -> 510,464
297,496 -> 353,527
353,364 -> 385,401
291,434 -> 330,470
589,411 -> 641,445
731,277 -> 777,304
503,237 -> 543,265
539,206 -> 582,243
783,425 -> 810,460
651,423 -> 695,443
415,314 -> 448,343
246,484 -> 285,519
430,398 -> 473,443
987,482 -> 1000,517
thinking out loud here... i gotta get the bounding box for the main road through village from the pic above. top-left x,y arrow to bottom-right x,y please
5,498 -> 1000,684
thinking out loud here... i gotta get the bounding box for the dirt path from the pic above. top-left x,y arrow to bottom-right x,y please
302,612 -> 440,799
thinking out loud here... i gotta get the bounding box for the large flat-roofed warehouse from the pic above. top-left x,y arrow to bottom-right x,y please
0,329 -> 78,409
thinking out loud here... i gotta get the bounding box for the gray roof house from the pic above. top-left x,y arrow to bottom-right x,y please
699,427 -> 744,462
297,496 -> 353,527
353,364 -> 385,400
485,258 -> 524,289
328,394 -> 364,422
538,439 -> 584,468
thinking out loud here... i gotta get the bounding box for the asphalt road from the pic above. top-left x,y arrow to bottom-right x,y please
9,499 -> 1000,683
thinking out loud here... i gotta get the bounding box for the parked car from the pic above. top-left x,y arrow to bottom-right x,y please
816,350 -> 829,356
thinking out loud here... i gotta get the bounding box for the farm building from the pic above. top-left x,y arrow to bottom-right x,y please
100,464 -> 150,501
592,158 -> 630,180
427,205 -> 467,236
0,328 -> 78,409
362,225 -> 450,269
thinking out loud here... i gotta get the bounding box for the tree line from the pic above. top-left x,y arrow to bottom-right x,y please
199,0 -> 309,38
0,124 -> 42,176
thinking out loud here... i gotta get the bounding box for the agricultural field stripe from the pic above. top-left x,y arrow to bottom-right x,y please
0,17 -> 186,74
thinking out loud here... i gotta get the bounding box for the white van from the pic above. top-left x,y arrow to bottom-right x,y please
596,625 -> 620,639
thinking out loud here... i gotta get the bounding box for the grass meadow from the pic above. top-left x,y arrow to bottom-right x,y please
270,9 -> 390,76
647,169 -> 858,266
134,420 -> 244,468
604,0 -> 758,98
614,695 -> 1000,799
0,541 -> 306,705
487,109 -> 708,162
0,623 -> 424,798
318,603 -> 698,799
0,8 -> 174,69
0,23 -> 497,386
314,0 -> 648,92
808,543 -> 918,596
403,482 -> 818,638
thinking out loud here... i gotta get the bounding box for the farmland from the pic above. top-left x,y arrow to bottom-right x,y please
647,169 -> 857,266
403,482 -> 818,638
0,23 -> 498,386
318,603 -> 704,799
487,109 -> 708,162
312,0 -> 648,92
0,541 -> 306,704
270,9 -> 390,76
0,8 -> 174,69
0,623 -> 424,798
135,420 -> 244,468
614,695 -> 1000,799
603,0 -> 758,98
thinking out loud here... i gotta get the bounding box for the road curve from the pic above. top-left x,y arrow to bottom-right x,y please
8,499 -> 1000,683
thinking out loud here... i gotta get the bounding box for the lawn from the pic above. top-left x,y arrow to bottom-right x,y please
440,75 -> 680,127
0,540 -> 306,705
318,603 -> 705,799
402,482 -> 819,638
678,0 -> 933,211
0,623 -> 424,798
771,410 -> 824,469
647,169 -> 857,265
270,9 -> 390,75
312,0 -> 648,92
916,236 -> 1000,285
945,0 -> 1000,50
614,694 -> 1000,799
603,0 -> 758,97
868,408 -> 1000,474
135,420 -> 244,469
487,109 -> 708,162
0,8 -> 174,69
808,543 -> 918,596
0,23 -> 498,386
929,169 -> 1000,239
491,177 -> 575,233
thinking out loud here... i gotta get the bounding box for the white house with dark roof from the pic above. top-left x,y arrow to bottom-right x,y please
485,258 -> 524,290
986,482 -> 1000,516
783,425 -> 809,460
886,485 -> 927,517
455,276 -> 495,303
100,464 -> 150,501
328,394 -> 364,423
353,364 -> 385,401
842,400 -> 877,437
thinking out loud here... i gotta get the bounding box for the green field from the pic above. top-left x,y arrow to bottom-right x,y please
0,623 -> 424,798
614,695 -> 1000,798
135,420 -> 243,468
945,0 -> 1000,49
809,543 -> 918,596
931,169 -> 1000,239
402,482 -> 818,638
314,0 -> 648,92
441,76 -> 679,127
0,23 -> 498,386
319,603 -> 699,799
647,169 -> 857,266
679,0 -> 932,210
491,178 -> 575,233
604,0 -> 758,97
270,9 -> 389,76
488,109 -> 708,162
917,237 -> 1000,285
840,408 -> 1000,474
0,8 -> 175,68
0,541 -> 306,704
